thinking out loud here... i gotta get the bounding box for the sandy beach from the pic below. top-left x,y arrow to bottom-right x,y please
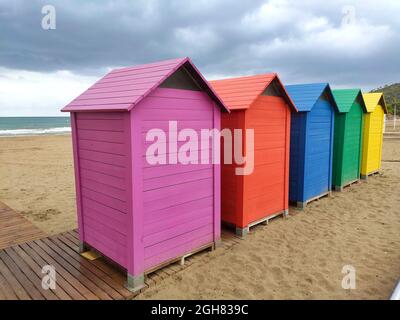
0,134 -> 399,299
0,135 -> 76,235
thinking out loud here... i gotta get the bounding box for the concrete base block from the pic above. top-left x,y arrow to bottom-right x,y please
334,185 -> 343,192
234,210 -> 288,238
126,273 -> 145,293
235,227 -> 249,238
213,239 -> 222,249
296,201 -> 306,209
361,170 -> 380,180
78,242 -> 87,253
295,191 -> 331,208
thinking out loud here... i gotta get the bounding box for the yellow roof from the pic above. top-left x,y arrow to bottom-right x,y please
362,92 -> 388,114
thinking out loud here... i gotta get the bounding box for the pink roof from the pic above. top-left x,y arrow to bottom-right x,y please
62,57 -> 229,113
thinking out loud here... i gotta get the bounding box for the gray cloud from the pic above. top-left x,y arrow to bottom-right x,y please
0,0 -> 399,90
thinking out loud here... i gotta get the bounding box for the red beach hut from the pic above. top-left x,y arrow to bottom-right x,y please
210,74 -> 296,237
62,57 -> 228,291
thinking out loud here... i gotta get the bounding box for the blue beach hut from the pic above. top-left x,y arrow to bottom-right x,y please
285,83 -> 338,208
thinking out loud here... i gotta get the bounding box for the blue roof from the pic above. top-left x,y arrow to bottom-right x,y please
285,83 -> 338,112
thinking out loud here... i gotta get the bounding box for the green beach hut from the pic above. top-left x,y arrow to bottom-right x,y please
331,89 -> 367,191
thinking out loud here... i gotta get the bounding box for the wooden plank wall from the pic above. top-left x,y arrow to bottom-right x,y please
75,112 -> 130,268
139,88 -> 217,270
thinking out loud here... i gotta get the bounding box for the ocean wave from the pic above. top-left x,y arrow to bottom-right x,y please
0,127 -> 71,136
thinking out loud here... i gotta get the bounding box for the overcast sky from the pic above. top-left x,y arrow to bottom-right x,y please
0,0 -> 399,116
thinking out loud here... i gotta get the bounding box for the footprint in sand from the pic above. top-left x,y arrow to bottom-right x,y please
174,274 -> 183,282
271,266 -> 284,278
32,208 -> 62,221
232,287 -> 251,299
20,210 -> 33,216
305,277 -> 314,284
194,272 -> 206,283
248,253 -> 263,264
250,283 -> 267,295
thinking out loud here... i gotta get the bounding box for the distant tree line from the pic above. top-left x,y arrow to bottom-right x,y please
370,83 -> 400,115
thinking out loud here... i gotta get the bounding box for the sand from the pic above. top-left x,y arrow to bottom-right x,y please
0,134 -> 399,299
0,135 -> 76,235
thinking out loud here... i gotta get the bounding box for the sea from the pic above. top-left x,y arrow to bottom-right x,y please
0,117 -> 71,137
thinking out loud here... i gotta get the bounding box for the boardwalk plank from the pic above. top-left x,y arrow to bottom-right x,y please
0,202 -> 46,250
32,239 -> 108,300
4,247 -> 58,300
26,242 -> 93,300
0,252 -> 35,300
69,230 -> 79,241
12,245 -> 71,300
0,251 -> 44,300
19,243 -> 81,300
59,233 -> 126,282
0,272 -> 15,300
42,237 -> 120,300
48,236 -> 131,298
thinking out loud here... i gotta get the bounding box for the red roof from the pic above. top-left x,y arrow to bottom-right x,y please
210,73 -> 296,111
62,57 -> 229,113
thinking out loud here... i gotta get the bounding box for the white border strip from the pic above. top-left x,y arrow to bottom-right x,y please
390,280 -> 400,300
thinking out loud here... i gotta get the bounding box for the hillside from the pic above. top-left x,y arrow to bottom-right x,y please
370,83 -> 400,114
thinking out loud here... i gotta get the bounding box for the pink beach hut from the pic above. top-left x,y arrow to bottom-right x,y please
61,57 -> 228,291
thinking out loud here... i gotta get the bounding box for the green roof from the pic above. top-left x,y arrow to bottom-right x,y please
332,89 -> 367,113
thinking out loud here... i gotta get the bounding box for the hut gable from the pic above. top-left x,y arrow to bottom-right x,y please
62,57 -> 228,113
332,89 -> 367,113
362,93 -> 388,114
209,74 -> 296,111
159,66 -> 202,91
285,83 -> 338,112
262,78 -> 286,97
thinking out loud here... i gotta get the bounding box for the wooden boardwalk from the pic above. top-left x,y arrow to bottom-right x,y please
0,202 -> 46,250
0,230 -> 241,300
0,230 -> 134,300
0,203 -> 242,300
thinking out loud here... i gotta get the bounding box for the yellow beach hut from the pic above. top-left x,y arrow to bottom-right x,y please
360,92 -> 387,179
